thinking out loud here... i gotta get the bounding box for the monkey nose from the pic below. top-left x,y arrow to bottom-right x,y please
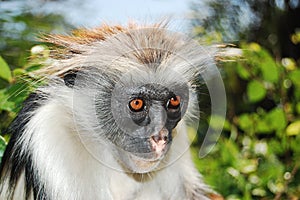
150,128 -> 168,155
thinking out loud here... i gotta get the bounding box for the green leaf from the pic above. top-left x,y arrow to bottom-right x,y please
0,89 -> 15,111
256,120 -> 271,133
268,140 -> 285,155
247,80 -> 267,103
4,82 -> 31,112
260,53 -> 279,83
13,68 -> 26,76
296,102 -> 300,114
248,42 -> 261,52
0,135 -> 7,159
238,114 -> 253,131
286,120 -> 300,136
290,135 -> 300,155
266,108 -> 287,131
289,69 -> 300,88
236,63 -> 250,80
0,56 -> 12,82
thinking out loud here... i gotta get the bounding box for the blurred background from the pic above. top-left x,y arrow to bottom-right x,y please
0,0 -> 300,199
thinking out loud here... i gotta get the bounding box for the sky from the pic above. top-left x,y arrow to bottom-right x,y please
0,0 -> 259,42
1,0 -> 194,32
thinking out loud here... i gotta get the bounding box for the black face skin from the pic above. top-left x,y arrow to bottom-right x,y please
109,83 -> 189,162
64,71 -> 77,88
72,69 -> 189,172
69,63 -> 191,172
106,82 -> 189,173
129,84 -> 182,128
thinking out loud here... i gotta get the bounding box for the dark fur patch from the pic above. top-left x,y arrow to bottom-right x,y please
63,71 -> 77,88
0,92 -> 49,200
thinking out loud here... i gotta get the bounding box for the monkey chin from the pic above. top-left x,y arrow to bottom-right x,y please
129,154 -> 164,174
119,145 -> 171,174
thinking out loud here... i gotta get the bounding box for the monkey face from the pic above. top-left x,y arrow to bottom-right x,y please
67,27 -> 198,173
109,81 -> 189,173
68,55 -> 193,172
69,61 -> 191,173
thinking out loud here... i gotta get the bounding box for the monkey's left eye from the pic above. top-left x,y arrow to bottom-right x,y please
129,98 -> 145,112
167,95 -> 181,110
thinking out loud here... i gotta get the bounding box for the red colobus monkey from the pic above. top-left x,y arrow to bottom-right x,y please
0,23 -> 223,200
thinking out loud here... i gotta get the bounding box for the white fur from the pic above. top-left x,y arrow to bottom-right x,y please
2,25 -> 217,199
9,86 -> 211,200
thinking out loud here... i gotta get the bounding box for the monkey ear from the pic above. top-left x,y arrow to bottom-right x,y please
63,71 -> 77,88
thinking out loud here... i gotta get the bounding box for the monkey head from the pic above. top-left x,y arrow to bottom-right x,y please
69,63 -> 190,173
58,27 -> 208,174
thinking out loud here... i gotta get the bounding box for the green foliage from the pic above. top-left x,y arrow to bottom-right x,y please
0,136 -> 7,159
0,56 -> 12,82
0,45 -> 50,160
0,9 -> 72,160
247,80 -> 266,103
0,4 -> 299,200
0,46 -> 49,115
194,43 -> 300,199
0,10 -> 72,70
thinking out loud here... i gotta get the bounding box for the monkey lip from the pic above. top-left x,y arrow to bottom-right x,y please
129,153 -> 165,173
127,143 -> 171,173
130,152 -> 165,162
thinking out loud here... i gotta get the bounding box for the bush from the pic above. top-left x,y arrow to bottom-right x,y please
194,43 -> 300,199
0,46 -> 49,159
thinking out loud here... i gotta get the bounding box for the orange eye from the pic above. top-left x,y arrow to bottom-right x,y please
129,98 -> 144,112
168,95 -> 181,108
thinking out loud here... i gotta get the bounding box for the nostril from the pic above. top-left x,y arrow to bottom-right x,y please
150,128 -> 169,144
163,136 -> 168,141
159,128 -> 169,141
150,129 -> 169,156
151,135 -> 161,144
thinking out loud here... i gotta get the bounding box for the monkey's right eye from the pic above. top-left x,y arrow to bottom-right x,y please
129,98 -> 145,112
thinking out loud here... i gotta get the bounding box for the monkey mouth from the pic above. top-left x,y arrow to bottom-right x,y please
116,129 -> 172,173
126,139 -> 171,173
128,152 -> 166,173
